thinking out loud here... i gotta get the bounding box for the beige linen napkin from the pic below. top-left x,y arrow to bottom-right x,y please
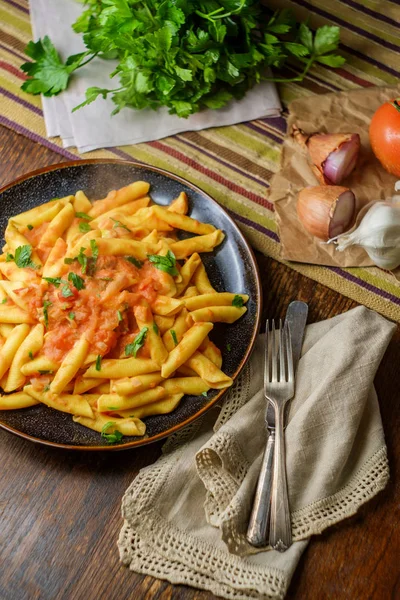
119,306 -> 395,599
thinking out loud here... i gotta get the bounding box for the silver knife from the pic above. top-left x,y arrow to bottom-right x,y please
246,301 -> 308,547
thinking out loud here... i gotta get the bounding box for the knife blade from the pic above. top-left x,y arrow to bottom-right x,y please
246,300 -> 308,547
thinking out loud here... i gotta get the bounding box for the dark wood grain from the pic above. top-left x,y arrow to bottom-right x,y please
0,126 -> 399,600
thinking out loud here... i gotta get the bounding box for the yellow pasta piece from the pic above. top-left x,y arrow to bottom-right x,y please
181,286 -> 198,298
183,293 -> 248,311
84,357 -> 159,379
169,230 -> 225,259
162,307 -> 191,352
190,306 -> 247,324
162,377 -> 209,396
21,202 -> 64,229
167,192 -> 188,214
4,324 -> 44,392
0,306 -> 35,324
38,203 -> 76,253
116,393 -> 183,419
0,324 -> 31,381
202,341 -> 222,369
12,196 -> 73,226
73,413 -> 146,436
88,182 -> 150,217
97,386 -> 165,412
193,262 -> 216,294
42,238 -> 68,279
73,190 -> 92,213
186,351 -> 233,389
151,295 -> 183,317
0,324 -> 14,338
161,322 -> 213,378
154,315 -> 174,335
152,205 -> 215,235
91,383 -> 112,394
0,261 -> 37,283
134,304 -> 168,366
50,337 -> 90,394
4,222 -> 41,266
175,253 -> 202,296
21,356 -> 60,376
94,238 -> 154,261
124,207 -> 172,232
0,281 -> 30,311
112,373 -> 164,396
67,229 -> 101,258
0,392 -> 40,410
74,377 -> 108,395
25,385 -> 94,418
90,196 -> 151,225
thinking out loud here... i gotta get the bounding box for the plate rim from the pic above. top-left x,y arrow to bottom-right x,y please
0,158 -> 262,451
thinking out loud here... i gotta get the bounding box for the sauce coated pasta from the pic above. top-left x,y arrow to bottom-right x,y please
0,182 -> 248,442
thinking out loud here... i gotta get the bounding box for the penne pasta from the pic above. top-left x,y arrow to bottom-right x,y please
161,322 -> 213,378
88,182 -> 150,217
169,230 -> 225,259
4,324 -> 44,392
0,324 -> 31,380
73,413 -> 146,436
161,377 -> 209,396
50,337 -> 90,394
190,306 -> 247,324
192,261 -> 216,294
25,385 -> 94,418
183,293 -> 248,311
0,391 -> 39,410
112,373 -> 164,396
186,351 -> 233,389
116,393 -> 184,419
167,192 -> 188,215
97,386 -> 165,411
84,357 -> 159,379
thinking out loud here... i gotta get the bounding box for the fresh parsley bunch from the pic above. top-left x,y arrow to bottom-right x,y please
21,0 -> 345,118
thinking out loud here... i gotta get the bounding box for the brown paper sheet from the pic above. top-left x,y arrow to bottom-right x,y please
270,84 -> 400,267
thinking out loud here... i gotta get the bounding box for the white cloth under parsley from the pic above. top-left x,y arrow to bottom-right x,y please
29,0 -> 282,153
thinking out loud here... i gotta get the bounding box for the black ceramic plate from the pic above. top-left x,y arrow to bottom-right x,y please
0,160 -> 261,450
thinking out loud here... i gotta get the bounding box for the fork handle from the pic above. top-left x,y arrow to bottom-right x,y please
269,402 -> 292,552
246,429 -> 275,547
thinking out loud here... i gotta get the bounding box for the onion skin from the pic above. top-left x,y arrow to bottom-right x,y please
292,126 -> 360,185
297,186 -> 356,241
369,98 -> 400,177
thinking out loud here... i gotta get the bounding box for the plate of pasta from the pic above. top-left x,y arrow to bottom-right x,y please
0,160 -> 261,450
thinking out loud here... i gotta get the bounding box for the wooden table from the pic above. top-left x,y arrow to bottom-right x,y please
1,125 -> 399,600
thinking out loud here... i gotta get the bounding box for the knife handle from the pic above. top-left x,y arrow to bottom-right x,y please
246,429 -> 275,547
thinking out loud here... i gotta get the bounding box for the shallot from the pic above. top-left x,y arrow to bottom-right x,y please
297,186 -> 356,241
292,126 -> 360,185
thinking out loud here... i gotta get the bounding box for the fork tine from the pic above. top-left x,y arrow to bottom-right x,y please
264,321 -> 270,385
279,319 -> 285,382
285,321 -> 294,383
271,320 -> 277,382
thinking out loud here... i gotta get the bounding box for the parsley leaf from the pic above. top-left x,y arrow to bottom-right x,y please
153,322 -> 159,335
38,369 -> 53,375
170,329 -> 178,346
117,310 -> 123,322
27,224 -> 34,230
1,298 -> 7,304
10,245 -> 37,269
20,36 -> 96,97
68,272 -> 85,291
61,284 -> 74,298
75,212 -> 92,221
5,253 -> 14,263
226,343 -> 232,352
148,250 -> 178,276
111,218 -> 131,232
69,312 -> 75,320
43,300 -> 52,327
125,256 -> 142,268
101,421 -> 123,444
28,351 -> 34,360
95,355 -> 102,371
125,327 -> 148,358
79,221 -> 91,233
201,391 -> 208,397
232,295 -> 244,308
43,277 -> 63,287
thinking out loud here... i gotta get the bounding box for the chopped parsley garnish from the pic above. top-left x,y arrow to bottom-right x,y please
61,284 -> 74,298
111,218 -> 131,232
75,212 -> 92,220
170,329 -> 178,346
101,421 -> 123,444
69,312 -> 75,320
117,310 -> 123,322
76,247 -> 88,274
90,239 -> 99,261
100,277 -> 113,282
153,322 -> 159,335
226,343 -> 232,352
68,272 -> 85,290
43,300 -> 52,327
147,250 -> 178,276
125,256 -> 142,269
95,355 -> 102,371
125,327 -> 148,358
43,276 -> 63,287
107,406 -> 119,411
232,295 -> 244,308
27,224 -> 34,230
8,245 -> 37,269
5,253 -> 13,262
44,384 -> 50,392
38,369 -> 53,375
1,298 -> 7,304
28,351 -> 34,360
79,221 -> 91,233
64,257 -> 74,265
201,391 -> 208,397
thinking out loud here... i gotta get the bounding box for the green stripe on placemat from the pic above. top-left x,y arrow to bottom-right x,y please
1,0 -> 400,322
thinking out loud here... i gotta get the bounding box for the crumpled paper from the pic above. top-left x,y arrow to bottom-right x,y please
269,84 -> 400,267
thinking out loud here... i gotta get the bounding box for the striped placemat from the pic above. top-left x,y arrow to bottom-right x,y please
1,0 -> 400,321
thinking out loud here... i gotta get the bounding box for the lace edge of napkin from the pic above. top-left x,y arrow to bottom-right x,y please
196,438 -> 389,556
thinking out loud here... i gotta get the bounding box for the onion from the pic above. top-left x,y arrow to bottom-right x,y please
297,186 -> 356,241
292,126 -> 360,185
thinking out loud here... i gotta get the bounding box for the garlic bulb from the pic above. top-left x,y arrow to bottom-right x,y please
331,201 -> 400,269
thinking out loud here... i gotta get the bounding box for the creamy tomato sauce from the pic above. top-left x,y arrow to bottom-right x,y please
39,256 -> 169,364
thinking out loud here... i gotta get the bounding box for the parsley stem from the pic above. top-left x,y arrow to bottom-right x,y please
76,51 -> 99,69
262,56 -> 315,83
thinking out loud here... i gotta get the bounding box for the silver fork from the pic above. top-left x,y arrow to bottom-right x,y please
267,319 -> 294,552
